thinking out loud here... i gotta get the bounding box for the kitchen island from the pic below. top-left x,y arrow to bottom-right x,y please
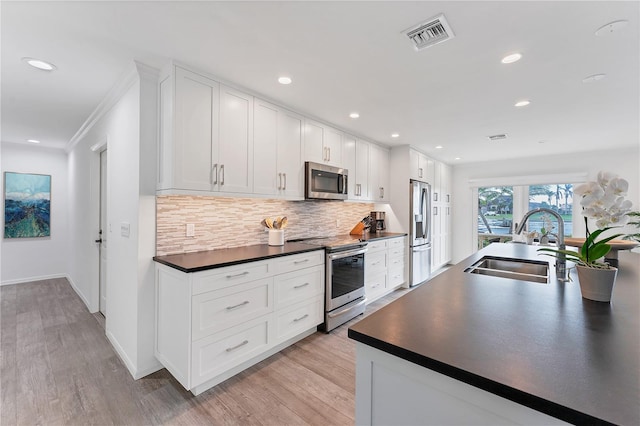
348,243 -> 639,425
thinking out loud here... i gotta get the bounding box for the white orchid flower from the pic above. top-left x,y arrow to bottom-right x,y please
606,177 -> 629,197
597,171 -> 618,188
609,213 -> 630,226
575,181 -> 601,197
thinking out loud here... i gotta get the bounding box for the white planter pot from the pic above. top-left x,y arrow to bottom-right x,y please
576,264 -> 618,302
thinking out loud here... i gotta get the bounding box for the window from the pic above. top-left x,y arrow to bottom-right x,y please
478,186 -> 513,248
527,184 -> 573,237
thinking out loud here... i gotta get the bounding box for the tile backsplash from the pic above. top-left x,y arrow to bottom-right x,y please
156,196 -> 375,255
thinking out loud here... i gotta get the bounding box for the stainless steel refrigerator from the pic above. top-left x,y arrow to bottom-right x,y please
409,179 -> 431,287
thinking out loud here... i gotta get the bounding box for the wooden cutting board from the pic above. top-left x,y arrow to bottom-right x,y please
564,237 -> 639,251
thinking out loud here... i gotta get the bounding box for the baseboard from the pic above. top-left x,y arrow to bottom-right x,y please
106,330 -> 138,378
133,361 -> 164,380
64,274 -> 96,313
1,273 -> 67,286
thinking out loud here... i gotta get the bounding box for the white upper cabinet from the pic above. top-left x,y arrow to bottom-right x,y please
304,120 -> 343,167
254,99 -> 304,199
219,85 -> 253,194
370,144 -> 390,202
409,149 -> 434,184
354,139 -> 370,200
342,134 -> 357,199
158,65 -> 253,194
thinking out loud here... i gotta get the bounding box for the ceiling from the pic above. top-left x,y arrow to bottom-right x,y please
2,1 -> 638,164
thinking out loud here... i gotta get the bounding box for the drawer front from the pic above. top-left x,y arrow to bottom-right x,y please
388,255 -> 405,270
366,240 -> 388,253
275,250 -> 324,275
365,274 -> 387,298
275,297 -> 323,343
388,266 -> 405,287
192,278 -> 273,340
365,251 -> 387,273
388,246 -> 405,259
193,261 -> 271,295
275,265 -> 324,310
388,237 -> 406,250
191,317 -> 270,387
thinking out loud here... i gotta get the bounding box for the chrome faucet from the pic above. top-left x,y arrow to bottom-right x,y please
514,208 -> 569,282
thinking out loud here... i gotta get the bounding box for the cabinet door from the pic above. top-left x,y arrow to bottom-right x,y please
409,149 -> 422,181
343,134 -> 357,200
355,139 -> 370,200
253,99 -> 279,195
174,67 -> 219,191
323,126 -> 343,167
370,144 -> 390,202
219,85 -> 254,193
304,120 -> 325,164
277,108 -> 304,198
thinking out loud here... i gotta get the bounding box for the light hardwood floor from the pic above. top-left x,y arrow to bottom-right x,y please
1,278 -> 410,425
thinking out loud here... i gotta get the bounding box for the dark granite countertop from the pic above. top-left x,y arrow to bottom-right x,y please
348,243 -> 640,425
359,231 -> 407,241
153,243 -> 324,273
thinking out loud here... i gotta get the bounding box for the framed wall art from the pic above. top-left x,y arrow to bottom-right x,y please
4,172 -> 51,238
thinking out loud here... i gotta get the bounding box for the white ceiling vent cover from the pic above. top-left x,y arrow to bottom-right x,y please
403,14 -> 455,51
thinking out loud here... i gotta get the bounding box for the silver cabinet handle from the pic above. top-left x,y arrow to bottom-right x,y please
447,207 -> 450,216
294,282 -> 310,289
212,164 -> 218,185
226,339 -> 249,352
283,173 -> 286,190
226,300 -> 249,310
328,147 -> 331,162
446,194 -> 450,203
293,314 -> 309,323
418,167 -> 423,178
278,173 -> 282,190
226,271 -> 249,279
434,206 -> 438,216
380,187 -> 384,199
434,192 -> 438,202
323,147 -> 328,161
220,164 -> 225,186
293,259 -> 309,264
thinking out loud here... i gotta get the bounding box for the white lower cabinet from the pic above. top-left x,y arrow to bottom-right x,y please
365,236 -> 407,304
155,250 -> 324,395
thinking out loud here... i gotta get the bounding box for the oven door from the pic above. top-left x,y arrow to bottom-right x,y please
326,247 -> 367,311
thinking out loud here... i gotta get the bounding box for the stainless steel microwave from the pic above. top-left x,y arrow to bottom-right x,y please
305,161 -> 348,200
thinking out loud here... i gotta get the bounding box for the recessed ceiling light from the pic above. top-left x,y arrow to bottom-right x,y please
455,157 -> 461,160
435,145 -> 443,149
27,139 -> 41,144
349,112 -> 360,119
391,133 -> 400,138
515,100 -> 531,107
595,20 -> 629,36
538,140 -> 547,144
278,76 -> 292,85
501,53 -> 522,64
582,74 -> 606,83
22,57 -> 56,71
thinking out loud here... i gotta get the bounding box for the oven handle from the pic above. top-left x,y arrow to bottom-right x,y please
327,247 -> 368,260
327,298 -> 366,319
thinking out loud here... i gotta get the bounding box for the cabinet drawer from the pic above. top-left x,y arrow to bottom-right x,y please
365,251 -> 387,272
275,250 -> 324,275
192,261 -> 271,295
191,317 -> 270,387
275,265 -> 324,310
388,256 -> 405,269
388,266 -> 405,287
192,278 -> 273,340
275,297 -> 323,343
388,237 -> 406,250
366,240 -> 388,253
388,246 -> 405,259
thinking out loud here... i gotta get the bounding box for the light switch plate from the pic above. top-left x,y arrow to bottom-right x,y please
121,222 -> 130,238
186,223 -> 195,237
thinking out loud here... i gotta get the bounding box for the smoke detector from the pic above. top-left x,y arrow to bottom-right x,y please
487,134 -> 507,141
403,14 -> 455,51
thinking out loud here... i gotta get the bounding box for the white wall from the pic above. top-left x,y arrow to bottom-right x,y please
450,147 -> 640,263
1,143 -> 69,284
67,62 -> 160,379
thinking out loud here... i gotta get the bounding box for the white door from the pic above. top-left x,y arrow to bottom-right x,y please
99,149 -> 108,315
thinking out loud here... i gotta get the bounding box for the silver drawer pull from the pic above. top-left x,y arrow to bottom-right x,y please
293,259 -> 309,264
226,300 -> 249,310
294,282 -> 310,289
293,314 -> 309,322
225,339 -> 249,352
226,271 -> 250,279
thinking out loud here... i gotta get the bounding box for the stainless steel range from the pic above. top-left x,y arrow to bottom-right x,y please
287,236 -> 367,332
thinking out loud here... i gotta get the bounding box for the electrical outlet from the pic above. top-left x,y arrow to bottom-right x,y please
186,223 -> 195,237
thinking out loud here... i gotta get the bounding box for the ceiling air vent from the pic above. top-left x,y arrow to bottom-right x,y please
487,134 -> 508,141
403,14 -> 455,51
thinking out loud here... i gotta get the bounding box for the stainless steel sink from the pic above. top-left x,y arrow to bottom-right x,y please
465,256 -> 549,283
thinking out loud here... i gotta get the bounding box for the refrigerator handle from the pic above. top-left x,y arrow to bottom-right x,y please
422,187 -> 429,241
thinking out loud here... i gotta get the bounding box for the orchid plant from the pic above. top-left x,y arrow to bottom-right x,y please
538,171 -> 633,269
